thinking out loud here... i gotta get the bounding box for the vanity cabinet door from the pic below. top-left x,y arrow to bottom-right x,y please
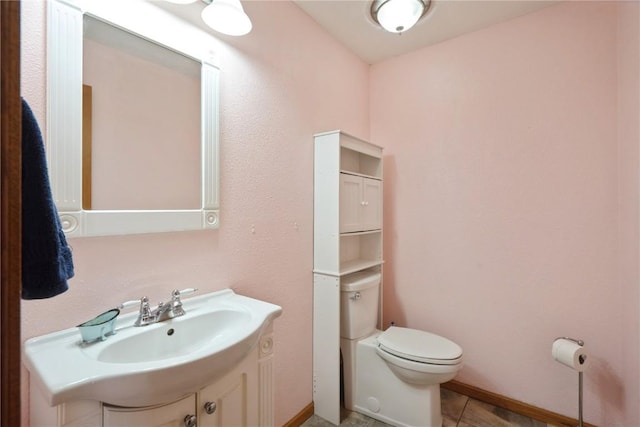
57,400 -> 102,427
198,361 -> 259,427
198,374 -> 247,427
103,394 -> 196,427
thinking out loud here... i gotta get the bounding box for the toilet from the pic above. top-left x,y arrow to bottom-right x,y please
340,272 -> 463,427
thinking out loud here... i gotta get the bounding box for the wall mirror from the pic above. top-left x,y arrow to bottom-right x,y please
47,0 -> 220,237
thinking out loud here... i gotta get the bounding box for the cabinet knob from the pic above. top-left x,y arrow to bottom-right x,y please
183,414 -> 197,427
204,401 -> 217,415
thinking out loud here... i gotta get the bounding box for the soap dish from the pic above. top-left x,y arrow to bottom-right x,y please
77,308 -> 120,343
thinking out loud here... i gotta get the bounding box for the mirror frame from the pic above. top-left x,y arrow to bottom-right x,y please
47,0 -> 220,237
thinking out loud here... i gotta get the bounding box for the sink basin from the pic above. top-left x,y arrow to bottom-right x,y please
23,289 -> 282,407
93,309 -> 251,364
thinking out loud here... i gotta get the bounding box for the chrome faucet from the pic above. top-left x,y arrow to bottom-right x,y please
154,289 -> 188,322
135,297 -> 154,327
119,288 -> 198,327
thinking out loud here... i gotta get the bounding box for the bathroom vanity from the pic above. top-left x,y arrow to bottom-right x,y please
25,290 -> 281,427
30,342 -> 270,427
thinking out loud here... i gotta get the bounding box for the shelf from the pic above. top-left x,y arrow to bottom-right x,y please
340,232 -> 382,275
339,259 -> 383,276
313,130 -> 384,425
339,170 -> 382,181
340,146 -> 382,179
340,229 -> 381,237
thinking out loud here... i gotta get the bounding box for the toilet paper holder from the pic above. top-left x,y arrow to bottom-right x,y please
555,336 -> 584,346
553,336 -> 585,427
555,336 -> 587,366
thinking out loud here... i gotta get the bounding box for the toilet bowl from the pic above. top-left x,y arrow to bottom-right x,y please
376,326 -> 462,385
340,272 -> 463,427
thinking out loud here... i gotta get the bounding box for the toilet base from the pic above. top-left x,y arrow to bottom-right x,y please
342,333 -> 444,427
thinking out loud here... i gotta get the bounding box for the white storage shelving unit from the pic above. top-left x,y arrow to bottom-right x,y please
313,130 -> 383,425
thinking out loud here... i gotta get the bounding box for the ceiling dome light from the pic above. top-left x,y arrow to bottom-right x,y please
201,0 -> 252,36
371,0 -> 430,34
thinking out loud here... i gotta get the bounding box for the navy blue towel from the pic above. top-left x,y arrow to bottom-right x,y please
21,98 -> 74,300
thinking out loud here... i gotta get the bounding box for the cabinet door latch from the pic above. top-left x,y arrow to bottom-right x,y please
204,401 -> 217,415
184,414 -> 197,427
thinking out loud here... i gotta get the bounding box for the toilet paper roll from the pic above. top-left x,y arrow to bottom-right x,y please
552,338 -> 588,372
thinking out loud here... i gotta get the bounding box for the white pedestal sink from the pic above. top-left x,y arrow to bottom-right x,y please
24,289 -> 282,408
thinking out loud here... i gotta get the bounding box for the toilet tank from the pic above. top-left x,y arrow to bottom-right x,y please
340,272 -> 381,339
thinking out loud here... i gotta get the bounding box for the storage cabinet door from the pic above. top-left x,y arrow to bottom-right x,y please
340,174 -> 364,233
103,395 -> 196,427
361,178 -> 381,231
198,370 -> 252,427
58,400 -> 102,427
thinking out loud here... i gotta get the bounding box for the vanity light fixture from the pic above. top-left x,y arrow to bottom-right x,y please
164,0 -> 253,36
370,0 -> 430,34
201,0 -> 253,36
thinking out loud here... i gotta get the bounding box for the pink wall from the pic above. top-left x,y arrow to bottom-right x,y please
21,1 -> 640,426
371,2 -> 639,426
21,1 -> 369,425
617,1 -> 640,425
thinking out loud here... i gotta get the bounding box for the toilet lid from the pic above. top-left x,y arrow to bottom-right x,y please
378,327 -> 463,365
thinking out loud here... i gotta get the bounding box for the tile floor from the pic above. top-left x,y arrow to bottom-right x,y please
301,388 -> 557,427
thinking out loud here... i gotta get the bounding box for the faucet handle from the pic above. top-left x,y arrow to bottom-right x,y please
119,299 -> 142,311
172,288 -> 198,300
139,296 -> 152,312
169,288 -> 197,317
131,296 -> 154,327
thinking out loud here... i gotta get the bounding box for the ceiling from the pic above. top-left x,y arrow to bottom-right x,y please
292,0 -> 558,64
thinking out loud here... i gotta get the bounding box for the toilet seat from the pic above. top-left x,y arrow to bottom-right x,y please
378,327 -> 463,365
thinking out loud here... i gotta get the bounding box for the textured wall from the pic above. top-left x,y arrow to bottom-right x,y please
371,2 -> 637,426
20,1 -> 369,425
21,1 -> 640,426
616,1 -> 640,426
